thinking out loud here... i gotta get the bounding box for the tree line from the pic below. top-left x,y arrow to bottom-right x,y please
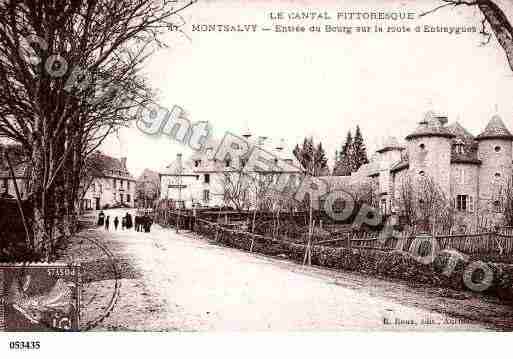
293,125 -> 369,177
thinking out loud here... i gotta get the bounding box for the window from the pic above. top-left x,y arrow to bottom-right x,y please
419,170 -> 425,176
127,181 -> 130,190
120,180 -> 124,189
113,178 -> 116,188
455,195 -> 473,212
419,143 -> 425,150
380,199 -> 388,215
204,174 -> 210,184
2,179 -> 7,192
225,159 -> 231,167
456,195 -> 467,211
92,183 -> 96,192
194,160 -> 201,167
127,194 -> 131,203
99,184 -> 103,192
240,158 -> 247,168
495,172 -> 501,179
459,168 -> 465,185
495,146 -> 501,153
203,189 -> 210,202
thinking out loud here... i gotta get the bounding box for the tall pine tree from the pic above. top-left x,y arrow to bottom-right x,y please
314,142 -> 329,176
293,137 -> 328,176
333,131 -> 353,176
351,125 -> 369,172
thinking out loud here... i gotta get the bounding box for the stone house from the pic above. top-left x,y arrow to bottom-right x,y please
342,110 -> 513,227
0,143 -> 29,200
159,135 -> 303,209
81,151 -> 136,210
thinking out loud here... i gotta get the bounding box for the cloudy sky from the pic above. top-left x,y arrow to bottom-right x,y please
101,0 -> 513,176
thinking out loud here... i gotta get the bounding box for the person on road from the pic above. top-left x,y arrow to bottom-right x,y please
135,215 -> 140,232
114,216 -> 119,230
143,215 -> 153,233
126,212 -> 133,229
105,216 -> 110,231
97,210 -> 105,226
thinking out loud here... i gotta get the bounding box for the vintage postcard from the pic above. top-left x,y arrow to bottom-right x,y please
1,0 -> 513,355
0,264 -> 81,332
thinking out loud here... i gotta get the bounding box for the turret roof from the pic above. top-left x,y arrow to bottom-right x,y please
476,114 -> 513,141
405,111 -> 455,140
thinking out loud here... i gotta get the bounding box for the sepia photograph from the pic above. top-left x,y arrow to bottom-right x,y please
1,0 -> 513,356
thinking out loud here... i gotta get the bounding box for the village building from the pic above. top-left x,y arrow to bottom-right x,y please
343,109 -> 513,226
0,143 -> 29,200
81,151 -> 136,210
159,135 -> 303,209
135,169 -> 161,208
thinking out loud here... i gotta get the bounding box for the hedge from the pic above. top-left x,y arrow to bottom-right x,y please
194,219 -> 513,301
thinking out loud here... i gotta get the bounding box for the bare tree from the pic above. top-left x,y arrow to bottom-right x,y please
498,175 -> 513,226
396,174 -> 454,234
0,0 -> 196,256
217,169 -> 254,212
422,1 -> 513,72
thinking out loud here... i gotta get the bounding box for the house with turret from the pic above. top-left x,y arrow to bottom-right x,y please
343,109 -> 513,226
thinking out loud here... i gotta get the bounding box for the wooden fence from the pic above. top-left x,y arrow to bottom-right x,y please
338,231 -> 513,256
154,207 -> 513,257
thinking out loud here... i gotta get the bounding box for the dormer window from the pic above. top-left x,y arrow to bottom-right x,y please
454,142 -> 464,154
419,143 -> 425,150
225,159 -> 231,167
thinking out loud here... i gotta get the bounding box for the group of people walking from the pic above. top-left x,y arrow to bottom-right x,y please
97,210 -> 153,233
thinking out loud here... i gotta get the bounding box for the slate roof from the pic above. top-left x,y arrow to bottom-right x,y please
446,122 -> 481,165
184,135 -> 303,174
0,162 -> 29,178
476,114 -> 513,141
405,111 -> 455,140
0,143 -> 29,178
160,155 -> 197,176
376,136 -> 405,153
88,151 -> 134,179
390,159 -> 409,173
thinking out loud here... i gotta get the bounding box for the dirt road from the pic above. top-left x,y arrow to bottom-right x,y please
69,209 -> 513,331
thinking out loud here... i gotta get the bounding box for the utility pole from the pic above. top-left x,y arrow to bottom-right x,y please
177,154 -> 182,234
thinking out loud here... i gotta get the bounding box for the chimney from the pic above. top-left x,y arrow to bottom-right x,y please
258,136 -> 267,147
120,157 -> 127,169
275,138 -> 285,151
